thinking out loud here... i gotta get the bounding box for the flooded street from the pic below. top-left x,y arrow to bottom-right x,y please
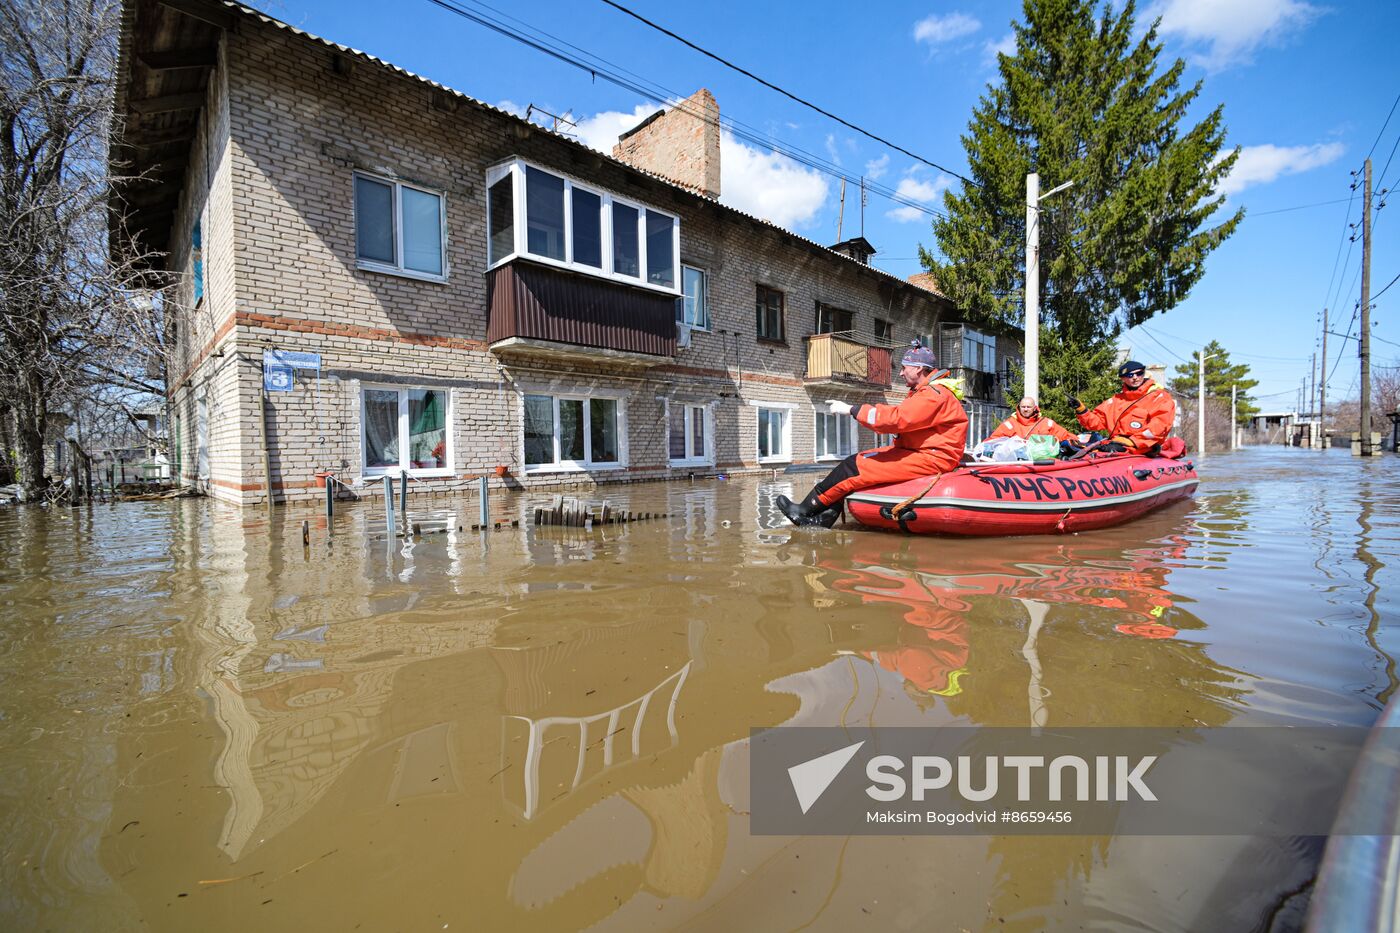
2,447 -> 1398,932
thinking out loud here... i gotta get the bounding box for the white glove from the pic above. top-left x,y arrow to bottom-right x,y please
827,400 -> 853,416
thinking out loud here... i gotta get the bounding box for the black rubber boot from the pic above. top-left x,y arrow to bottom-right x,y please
776,492 -> 839,527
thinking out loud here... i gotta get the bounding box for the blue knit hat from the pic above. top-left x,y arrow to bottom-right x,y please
900,343 -> 938,370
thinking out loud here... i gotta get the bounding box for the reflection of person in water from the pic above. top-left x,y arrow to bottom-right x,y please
822,551 -> 972,700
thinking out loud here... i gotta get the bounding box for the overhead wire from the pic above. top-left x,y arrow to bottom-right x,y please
1366,90 -> 1400,160
421,0 -> 950,219
596,0 -> 976,187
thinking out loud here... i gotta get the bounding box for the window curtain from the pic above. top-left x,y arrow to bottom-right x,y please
364,389 -> 400,468
408,390 -> 446,468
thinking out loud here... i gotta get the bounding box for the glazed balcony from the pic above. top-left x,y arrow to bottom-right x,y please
803,333 -> 893,388
486,260 -> 676,369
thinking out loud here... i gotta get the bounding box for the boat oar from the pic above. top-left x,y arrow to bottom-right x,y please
1066,437 -> 1111,461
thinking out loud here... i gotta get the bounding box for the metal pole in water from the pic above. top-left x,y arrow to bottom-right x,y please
383,474 -> 395,535
325,476 -> 334,524
478,475 -> 489,528
400,472 -> 409,536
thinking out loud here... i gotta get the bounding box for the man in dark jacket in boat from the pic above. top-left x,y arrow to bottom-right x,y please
1068,360 -> 1177,454
776,344 -> 970,527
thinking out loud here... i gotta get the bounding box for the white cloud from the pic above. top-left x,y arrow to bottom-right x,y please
913,11 -> 981,46
825,133 -> 842,166
568,102 -> 827,231
982,33 -> 1015,66
1217,141 -> 1345,196
1149,0 -> 1322,69
572,103 -> 662,153
720,131 -> 829,230
865,154 -> 890,180
886,173 -> 950,223
495,99 -> 527,118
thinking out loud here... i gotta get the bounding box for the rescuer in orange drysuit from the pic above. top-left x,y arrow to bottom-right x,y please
776,343 -> 969,528
1068,360 -> 1177,454
983,396 -> 1076,443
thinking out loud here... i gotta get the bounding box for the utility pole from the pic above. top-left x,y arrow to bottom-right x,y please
1309,351 -> 1316,419
1360,158 -> 1374,456
1197,348 -> 1211,455
859,176 -> 867,238
836,178 -> 846,241
1231,384 -> 1237,450
1320,307 -> 1328,444
1024,173 -> 1075,401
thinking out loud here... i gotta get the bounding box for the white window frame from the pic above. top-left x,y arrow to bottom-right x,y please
485,157 -> 681,296
353,171 -> 448,283
667,401 -> 713,467
814,410 -> 856,461
963,328 -> 997,373
359,384 -> 454,478
677,264 -> 709,330
520,392 -> 627,473
749,400 -> 794,464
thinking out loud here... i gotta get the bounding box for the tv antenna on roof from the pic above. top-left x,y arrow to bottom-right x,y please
525,104 -> 577,135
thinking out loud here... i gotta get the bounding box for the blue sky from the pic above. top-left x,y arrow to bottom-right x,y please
249,0 -> 1399,410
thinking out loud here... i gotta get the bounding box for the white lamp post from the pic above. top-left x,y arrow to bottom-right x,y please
1024,173 -> 1075,401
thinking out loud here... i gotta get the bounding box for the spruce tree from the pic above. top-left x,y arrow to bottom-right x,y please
1167,340 -> 1259,424
924,0 -> 1242,423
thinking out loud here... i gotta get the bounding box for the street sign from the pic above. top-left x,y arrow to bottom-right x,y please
264,349 -> 321,370
264,364 -> 294,392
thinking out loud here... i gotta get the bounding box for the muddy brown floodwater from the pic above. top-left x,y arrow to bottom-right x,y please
1,447 -> 1397,932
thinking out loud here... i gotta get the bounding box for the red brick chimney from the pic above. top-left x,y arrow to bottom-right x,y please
612,89 -> 721,199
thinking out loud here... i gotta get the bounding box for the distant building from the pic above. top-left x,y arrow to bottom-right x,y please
112,0 -> 1019,505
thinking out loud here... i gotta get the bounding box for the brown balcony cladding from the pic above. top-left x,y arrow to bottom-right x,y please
486,260 -> 677,357
804,333 -> 893,388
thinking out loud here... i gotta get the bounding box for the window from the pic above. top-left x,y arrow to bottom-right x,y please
645,210 -> 675,287
963,329 -> 997,372
571,187 -> 602,268
486,158 -> 680,294
873,318 -> 892,343
676,265 -> 708,329
488,173 -> 514,264
816,303 -> 853,334
757,407 -> 790,462
669,403 -> 709,465
361,386 -> 451,475
612,202 -> 639,278
756,285 -> 785,342
815,411 -> 855,460
191,216 -> 205,304
525,166 -> 566,261
523,393 -> 623,470
355,173 -> 445,279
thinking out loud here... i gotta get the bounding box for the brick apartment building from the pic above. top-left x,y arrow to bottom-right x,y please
113,0 -> 1020,506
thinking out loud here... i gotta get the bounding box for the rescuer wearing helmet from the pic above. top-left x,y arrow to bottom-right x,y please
1067,360 -> 1177,454
776,342 -> 969,527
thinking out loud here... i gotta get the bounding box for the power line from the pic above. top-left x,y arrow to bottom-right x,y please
1375,269 -> 1400,303
1136,324 -> 1190,365
1367,90 -> 1400,160
422,0 -> 949,219
597,0 -> 976,187
1248,196 -> 1355,218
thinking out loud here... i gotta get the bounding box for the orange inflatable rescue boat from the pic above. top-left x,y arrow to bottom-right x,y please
844,453 -> 1198,536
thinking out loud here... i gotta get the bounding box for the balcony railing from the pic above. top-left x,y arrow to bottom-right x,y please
486,260 -> 676,367
804,333 -> 893,388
